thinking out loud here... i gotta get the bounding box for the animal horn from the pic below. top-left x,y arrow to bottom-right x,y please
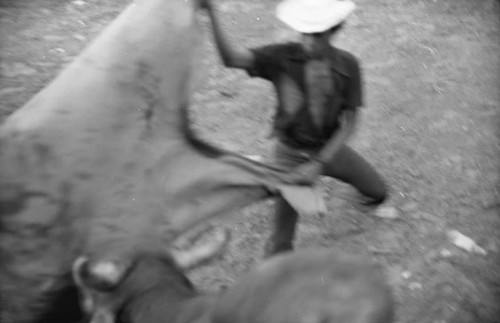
72,256 -> 95,314
73,256 -> 130,292
73,256 -> 123,323
171,225 -> 231,270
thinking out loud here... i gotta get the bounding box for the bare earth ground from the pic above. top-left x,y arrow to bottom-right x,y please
1,0 -> 499,322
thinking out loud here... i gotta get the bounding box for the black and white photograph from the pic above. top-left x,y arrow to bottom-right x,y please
1,0 -> 499,322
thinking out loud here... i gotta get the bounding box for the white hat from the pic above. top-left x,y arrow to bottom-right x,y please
276,0 -> 356,33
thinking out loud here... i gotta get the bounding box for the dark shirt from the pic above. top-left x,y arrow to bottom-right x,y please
246,42 -> 363,149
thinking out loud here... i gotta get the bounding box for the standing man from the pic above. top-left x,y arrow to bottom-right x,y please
201,0 -> 394,255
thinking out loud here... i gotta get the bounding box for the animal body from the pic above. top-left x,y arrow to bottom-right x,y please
73,242 -> 394,323
0,0 -> 321,322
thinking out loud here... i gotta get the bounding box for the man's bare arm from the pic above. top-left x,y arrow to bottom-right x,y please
202,0 -> 255,68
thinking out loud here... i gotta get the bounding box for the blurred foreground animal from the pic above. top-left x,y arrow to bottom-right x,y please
73,230 -> 394,323
0,0 -> 324,322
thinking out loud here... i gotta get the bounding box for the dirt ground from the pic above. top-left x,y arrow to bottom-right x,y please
1,0 -> 499,322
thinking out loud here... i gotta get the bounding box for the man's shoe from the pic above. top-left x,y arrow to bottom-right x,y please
352,196 -> 399,219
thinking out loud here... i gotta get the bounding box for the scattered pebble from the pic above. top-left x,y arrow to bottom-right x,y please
401,201 -> 419,213
219,90 -> 235,98
409,282 -> 423,290
74,34 -> 86,41
374,206 -> 399,219
402,271 -> 412,279
73,0 -> 86,6
447,230 -> 487,255
440,248 -> 453,258
408,168 -> 423,178
244,155 -> 264,162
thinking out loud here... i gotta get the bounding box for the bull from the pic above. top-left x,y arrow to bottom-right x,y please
72,229 -> 394,323
0,0 -> 324,322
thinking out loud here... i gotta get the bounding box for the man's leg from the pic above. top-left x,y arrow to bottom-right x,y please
265,142 -> 310,256
266,144 -> 388,256
322,145 -> 388,205
266,197 -> 298,255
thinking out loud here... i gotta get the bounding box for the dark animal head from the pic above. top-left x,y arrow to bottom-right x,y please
212,250 -> 395,323
72,226 -> 229,323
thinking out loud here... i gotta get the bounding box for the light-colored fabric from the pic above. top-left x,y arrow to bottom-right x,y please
276,0 -> 356,33
277,185 -> 327,217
